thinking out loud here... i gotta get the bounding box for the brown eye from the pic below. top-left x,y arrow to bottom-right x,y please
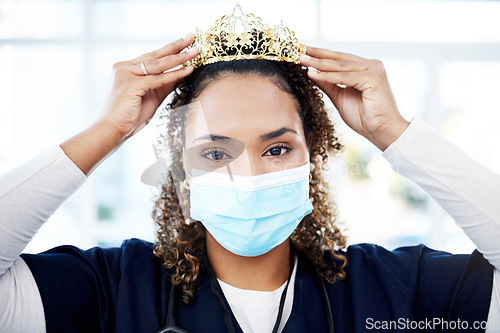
264,145 -> 291,156
270,147 -> 284,155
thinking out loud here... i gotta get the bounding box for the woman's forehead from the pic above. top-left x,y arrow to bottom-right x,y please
184,76 -> 303,144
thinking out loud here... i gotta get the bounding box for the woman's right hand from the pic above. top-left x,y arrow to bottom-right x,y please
61,33 -> 198,175
98,33 -> 198,139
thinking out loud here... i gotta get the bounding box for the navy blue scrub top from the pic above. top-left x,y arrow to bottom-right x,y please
21,239 -> 493,332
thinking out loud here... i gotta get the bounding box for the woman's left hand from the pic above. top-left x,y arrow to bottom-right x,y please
299,47 -> 410,151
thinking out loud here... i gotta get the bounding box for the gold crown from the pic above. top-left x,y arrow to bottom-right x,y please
185,3 -> 306,68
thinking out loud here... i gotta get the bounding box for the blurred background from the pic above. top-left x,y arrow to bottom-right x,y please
1,0 -> 499,254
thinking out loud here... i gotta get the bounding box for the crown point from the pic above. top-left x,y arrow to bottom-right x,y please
184,4 -> 303,68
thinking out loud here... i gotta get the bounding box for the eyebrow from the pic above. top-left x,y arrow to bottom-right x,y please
193,127 -> 298,143
193,134 -> 232,142
260,127 -> 298,141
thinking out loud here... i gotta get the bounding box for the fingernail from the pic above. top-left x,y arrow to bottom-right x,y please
183,32 -> 194,40
188,47 -> 198,54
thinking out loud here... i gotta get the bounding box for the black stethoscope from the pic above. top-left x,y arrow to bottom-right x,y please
155,253 -> 335,333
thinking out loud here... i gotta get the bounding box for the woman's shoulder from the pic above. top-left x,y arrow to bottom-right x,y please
338,242 -> 492,276
317,243 -> 494,324
116,237 -> 156,256
23,237 -> 156,260
335,243 -> 493,309
21,239 -> 168,332
342,242 -> 487,262
21,238 -> 163,283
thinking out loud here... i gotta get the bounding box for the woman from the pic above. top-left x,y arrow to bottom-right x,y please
1,6 -> 499,333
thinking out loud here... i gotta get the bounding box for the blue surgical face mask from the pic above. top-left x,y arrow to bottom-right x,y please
189,163 -> 313,257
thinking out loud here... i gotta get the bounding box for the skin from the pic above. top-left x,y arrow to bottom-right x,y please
184,76 -> 309,290
299,48 -> 410,151
60,33 -> 410,291
61,34 -> 198,174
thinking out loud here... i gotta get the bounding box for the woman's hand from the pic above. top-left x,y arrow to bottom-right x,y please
61,34 -> 198,175
299,47 -> 410,151
98,33 -> 198,139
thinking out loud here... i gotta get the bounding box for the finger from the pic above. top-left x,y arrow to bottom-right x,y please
307,69 -> 368,91
132,47 -> 198,75
131,32 -> 196,64
305,46 -> 367,63
314,79 -> 344,104
141,65 -> 195,91
300,54 -> 368,73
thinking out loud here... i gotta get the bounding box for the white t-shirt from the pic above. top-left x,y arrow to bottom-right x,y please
217,256 -> 298,333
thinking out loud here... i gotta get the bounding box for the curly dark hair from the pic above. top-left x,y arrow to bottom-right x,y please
152,59 -> 347,303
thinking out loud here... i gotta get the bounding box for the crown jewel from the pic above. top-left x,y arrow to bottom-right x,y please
185,3 -> 306,68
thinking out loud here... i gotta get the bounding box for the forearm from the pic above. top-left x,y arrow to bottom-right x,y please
60,121 -> 126,176
0,146 -> 86,275
369,116 -> 410,152
382,117 -> 500,269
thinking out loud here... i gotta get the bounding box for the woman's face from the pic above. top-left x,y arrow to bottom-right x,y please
183,75 -> 309,177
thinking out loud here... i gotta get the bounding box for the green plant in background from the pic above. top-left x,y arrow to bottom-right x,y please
389,176 -> 427,208
344,147 -> 371,181
98,205 -> 114,221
